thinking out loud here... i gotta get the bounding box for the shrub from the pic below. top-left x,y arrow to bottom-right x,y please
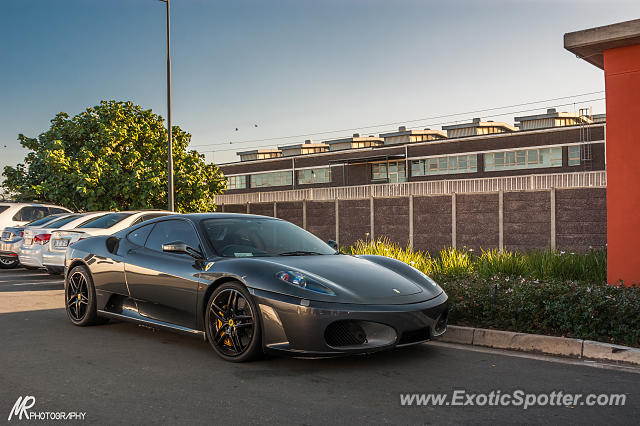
347,239 -> 640,347
440,276 -> 640,347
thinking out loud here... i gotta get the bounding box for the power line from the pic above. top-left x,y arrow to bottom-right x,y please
190,91 -> 604,150
200,97 -> 605,154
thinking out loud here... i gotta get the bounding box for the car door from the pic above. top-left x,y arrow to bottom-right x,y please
124,219 -> 203,329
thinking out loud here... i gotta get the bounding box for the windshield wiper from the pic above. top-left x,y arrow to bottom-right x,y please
278,251 -> 324,256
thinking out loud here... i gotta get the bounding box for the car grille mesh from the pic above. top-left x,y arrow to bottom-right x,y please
324,320 -> 367,347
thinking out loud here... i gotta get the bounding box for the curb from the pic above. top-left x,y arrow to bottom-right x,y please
435,325 -> 640,366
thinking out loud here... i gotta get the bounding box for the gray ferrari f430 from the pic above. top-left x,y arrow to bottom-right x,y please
64,213 -> 448,362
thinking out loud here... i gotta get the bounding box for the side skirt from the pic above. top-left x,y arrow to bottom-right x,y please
97,310 -> 206,340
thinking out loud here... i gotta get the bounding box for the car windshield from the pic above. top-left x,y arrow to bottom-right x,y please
27,214 -> 64,227
202,218 -> 336,257
77,212 -> 133,229
46,215 -> 81,229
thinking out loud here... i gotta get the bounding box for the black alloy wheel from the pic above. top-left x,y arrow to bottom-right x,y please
65,265 -> 103,326
205,282 -> 262,362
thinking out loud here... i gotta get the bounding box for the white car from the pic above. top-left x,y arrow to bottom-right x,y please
0,213 -> 72,269
19,212 -> 108,271
0,202 -> 70,230
43,210 -> 174,274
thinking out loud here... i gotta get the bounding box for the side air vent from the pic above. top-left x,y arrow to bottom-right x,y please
105,236 -> 120,254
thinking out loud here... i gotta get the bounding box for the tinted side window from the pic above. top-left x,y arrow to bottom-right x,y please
48,208 -> 69,215
127,223 -> 154,246
13,207 -> 48,222
131,213 -> 170,226
47,215 -> 81,229
145,220 -> 200,252
77,212 -> 133,229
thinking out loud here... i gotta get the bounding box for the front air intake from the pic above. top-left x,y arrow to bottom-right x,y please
324,320 -> 367,347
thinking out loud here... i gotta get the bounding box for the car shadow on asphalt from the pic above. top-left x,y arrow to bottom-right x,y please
1,306 -> 438,372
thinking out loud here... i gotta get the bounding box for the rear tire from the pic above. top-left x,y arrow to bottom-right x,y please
65,265 -> 102,326
205,281 -> 262,362
0,257 -> 19,269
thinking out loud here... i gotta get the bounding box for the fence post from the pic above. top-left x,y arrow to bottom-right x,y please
451,193 -> 457,249
550,188 -> 556,250
409,195 -> 414,249
499,190 -> 504,251
302,199 -> 307,229
335,198 -> 340,246
246,202 -> 250,214
273,201 -> 277,218
370,195 -> 375,241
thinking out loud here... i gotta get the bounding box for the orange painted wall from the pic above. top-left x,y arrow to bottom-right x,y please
603,44 -> 640,285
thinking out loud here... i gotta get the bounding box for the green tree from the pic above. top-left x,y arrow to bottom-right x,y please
2,100 -> 226,212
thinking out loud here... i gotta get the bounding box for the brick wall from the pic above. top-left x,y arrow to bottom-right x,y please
222,204 -> 247,213
456,193 -> 499,252
275,202 -> 303,228
413,195 -> 452,254
307,201 -> 335,243
219,188 -> 607,253
504,191 -> 551,252
374,198 -> 410,247
338,199 -> 370,247
248,203 -> 274,217
556,188 -> 607,251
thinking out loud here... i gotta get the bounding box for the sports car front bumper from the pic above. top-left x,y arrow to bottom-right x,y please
251,288 -> 448,356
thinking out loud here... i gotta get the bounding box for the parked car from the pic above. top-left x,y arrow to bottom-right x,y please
19,212 -> 108,272
0,213 -> 73,269
43,210 -> 173,274
64,213 -> 449,362
0,202 -> 70,230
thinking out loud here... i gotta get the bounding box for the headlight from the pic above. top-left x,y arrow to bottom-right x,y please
276,270 -> 335,296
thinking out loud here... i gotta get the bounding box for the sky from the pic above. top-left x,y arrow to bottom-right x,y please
1,0 -> 638,172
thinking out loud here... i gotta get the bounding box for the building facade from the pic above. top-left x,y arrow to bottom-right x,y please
215,114 -> 607,254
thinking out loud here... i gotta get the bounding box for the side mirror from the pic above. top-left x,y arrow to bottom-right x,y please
162,241 -> 203,259
327,240 -> 338,250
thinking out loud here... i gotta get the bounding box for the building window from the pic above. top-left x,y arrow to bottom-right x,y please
250,171 -> 293,188
411,154 -> 478,176
298,168 -> 331,185
484,147 -> 562,171
371,160 -> 407,183
568,146 -> 581,166
226,175 -> 247,190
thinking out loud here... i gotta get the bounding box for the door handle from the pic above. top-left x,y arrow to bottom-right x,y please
127,248 -> 137,255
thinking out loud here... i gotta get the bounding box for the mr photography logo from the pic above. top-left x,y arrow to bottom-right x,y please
8,396 -> 87,421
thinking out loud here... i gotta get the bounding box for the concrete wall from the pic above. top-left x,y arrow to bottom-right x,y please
219,188 -> 607,254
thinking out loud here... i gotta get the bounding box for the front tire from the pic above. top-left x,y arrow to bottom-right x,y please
65,265 -> 101,326
205,281 -> 262,362
0,257 -> 19,269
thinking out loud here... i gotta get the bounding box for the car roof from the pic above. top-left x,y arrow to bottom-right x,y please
151,212 -> 279,221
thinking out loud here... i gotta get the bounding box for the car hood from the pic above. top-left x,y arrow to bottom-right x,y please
212,254 -> 441,305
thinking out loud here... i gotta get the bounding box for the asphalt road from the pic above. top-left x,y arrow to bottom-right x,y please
1,267 -> 638,425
